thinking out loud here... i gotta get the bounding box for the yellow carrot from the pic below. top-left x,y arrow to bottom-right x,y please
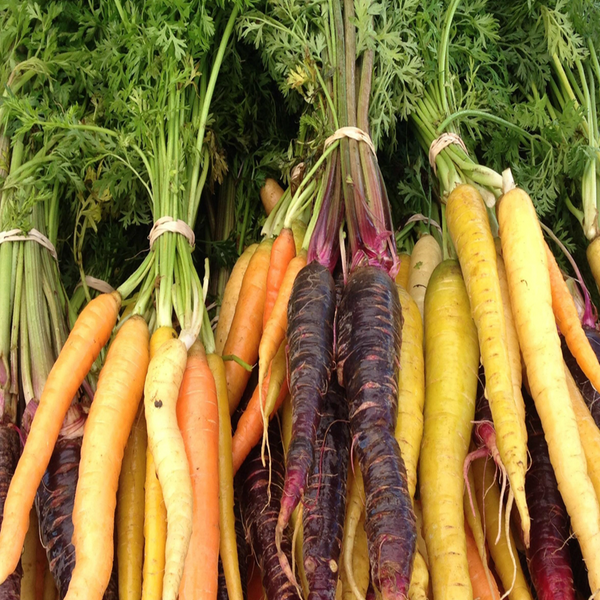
447,184 -> 529,545
396,252 -> 411,290
408,235 -> 442,321
498,185 -> 600,594
420,260 -> 479,600
587,236 -> 600,290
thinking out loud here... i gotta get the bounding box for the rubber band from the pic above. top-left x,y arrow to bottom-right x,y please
428,132 -> 469,174
324,126 -> 376,156
148,216 -> 195,250
75,276 -> 115,295
0,228 -> 57,260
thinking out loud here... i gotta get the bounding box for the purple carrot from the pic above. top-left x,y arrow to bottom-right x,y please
36,436 -> 117,600
525,393 -> 575,600
336,266 -> 416,600
276,262 -> 336,566
562,332 -> 600,427
240,422 -> 301,600
302,373 -> 349,600
0,423 -> 21,599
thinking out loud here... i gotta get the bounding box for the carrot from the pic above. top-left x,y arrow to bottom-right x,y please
142,325 -> 177,600
586,236 -> 600,290
464,468 -> 488,573
0,291 -> 121,583
408,553 -> 430,600
498,185 -> 600,594
407,235 -> 442,321
420,260 -> 479,600
263,228 -> 296,328
215,244 -> 258,356
21,509 -> 37,600
144,333 -> 193,600
276,261 -> 336,569
472,457 -> 532,600
447,184 -> 529,546
65,315 -> 149,600
524,395 -> 574,600
142,450 -> 167,600
176,341 -> 220,600
546,243 -> 600,392
495,251 -> 526,440
260,178 -> 285,216
291,219 -> 306,255
117,408 -> 147,600
464,520 -> 500,600
223,238 -> 273,414
395,252 -> 411,290
232,341 -> 288,474
209,352 -> 244,600
337,266 -> 416,600
564,367 -> 600,503
0,424 -> 21,599
395,286 -> 424,501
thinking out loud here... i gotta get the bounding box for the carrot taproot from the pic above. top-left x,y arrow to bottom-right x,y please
447,184 -> 529,546
564,366 -> 600,503
232,341 -> 288,474
209,352 -> 244,600
21,508 -> 37,600
291,220 -> 306,255
65,315 -> 149,600
176,341 -> 220,600
0,291 -> 121,583
420,260 -> 479,600
586,236 -> 600,290
463,468 -> 488,573
408,553 -> 430,600
524,394 -> 574,600
263,229 -> 296,328
498,185 -> 600,594
215,244 -> 258,356
464,520 -> 500,600
42,566 -> 58,600
337,266 -> 416,600
144,333 -> 193,600
495,251 -> 526,440
471,457 -> 532,600
407,235 -> 442,321
142,325 -> 177,600
117,408 -> 147,600
396,253 -> 411,290
546,242 -> 600,393
260,178 -> 285,217
395,286 -> 424,501
142,450 -> 167,600
223,238 -> 273,414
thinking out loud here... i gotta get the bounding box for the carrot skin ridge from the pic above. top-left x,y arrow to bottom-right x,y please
337,266 -> 416,600
0,291 -> 121,583
524,396 -> 575,600
240,423 -> 301,600
302,373 -> 350,600
279,262 -> 336,532
0,424 -> 21,599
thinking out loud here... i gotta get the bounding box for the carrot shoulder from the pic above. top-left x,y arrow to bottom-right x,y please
66,315 -> 149,600
263,228 -> 296,328
0,291 -> 121,584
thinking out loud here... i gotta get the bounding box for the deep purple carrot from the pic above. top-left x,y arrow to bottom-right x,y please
336,266 -> 416,600
0,423 -> 21,599
36,436 -> 118,600
276,262 -> 336,560
562,333 -> 600,427
241,423 -> 301,600
302,373 -> 349,600
525,393 -> 575,600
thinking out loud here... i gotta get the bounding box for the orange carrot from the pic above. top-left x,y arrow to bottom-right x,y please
0,291 -> 121,584
66,315 -> 150,600
465,520 -> 500,600
545,243 -> 600,393
223,238 -> 273,414
263,228 -> 296,328
232,343 -> 289,474
176,340 -> 220,600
